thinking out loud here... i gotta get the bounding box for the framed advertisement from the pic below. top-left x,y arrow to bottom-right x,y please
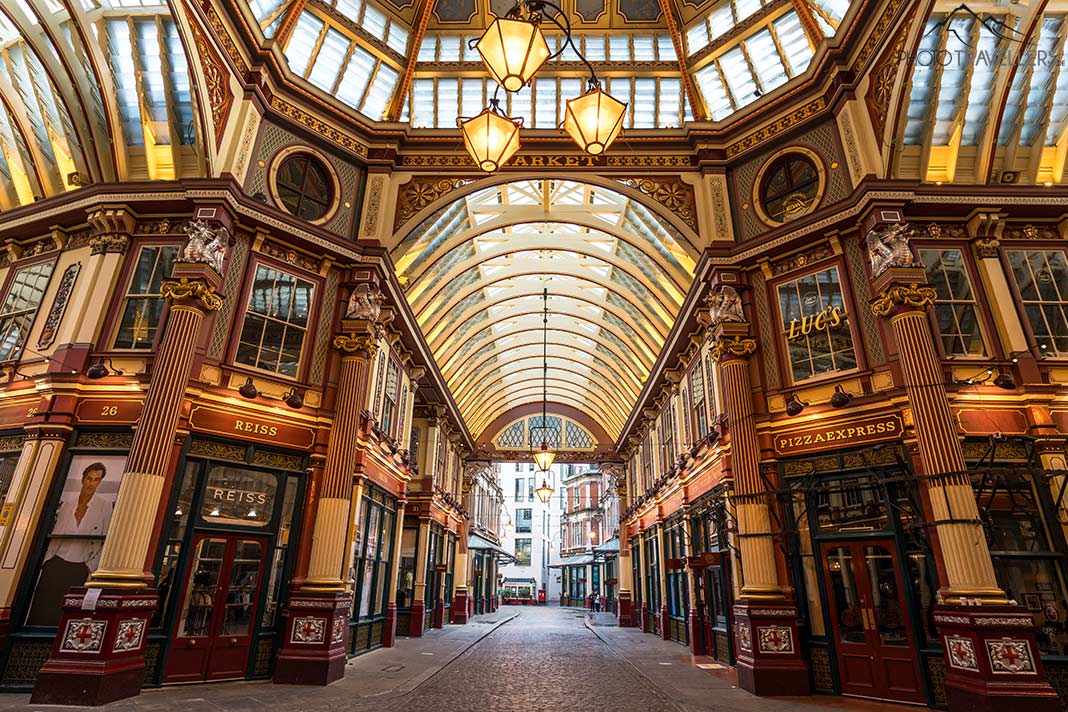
25,454 -> 127,627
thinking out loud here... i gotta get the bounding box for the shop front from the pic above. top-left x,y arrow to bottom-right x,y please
348,484 -> 398,655
689,488 -> 733,664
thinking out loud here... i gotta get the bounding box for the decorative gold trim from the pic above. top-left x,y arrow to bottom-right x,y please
333,332 -> 380,356
725,98 -> 827,159
161,277 -> 223,311
870,284 -> 937,317
709,335 -> 758,362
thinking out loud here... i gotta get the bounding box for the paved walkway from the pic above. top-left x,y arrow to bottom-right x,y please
2,606 -> 911,712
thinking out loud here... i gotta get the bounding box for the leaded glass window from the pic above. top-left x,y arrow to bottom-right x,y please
114,245 -> 178,349
777,266 -> 855,382
565,421 -> 594,449
0,261 -> 54,361
236,265 -> 314,377
1008,250 -> 1068,356
919,249 -> 985,356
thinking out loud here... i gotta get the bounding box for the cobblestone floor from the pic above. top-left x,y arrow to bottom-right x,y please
3,606 -> 908,712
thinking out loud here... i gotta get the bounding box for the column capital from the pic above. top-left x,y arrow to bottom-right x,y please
870,283 -> 937,318
86,206 -> 135,254
709,334 -> 758,363
332,332 -> 380,357
161,277 -> 223,311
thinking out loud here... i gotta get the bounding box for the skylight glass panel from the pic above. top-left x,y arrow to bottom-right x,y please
634,78 -> 656,127
285,12 -> 324,77
903,19 -> 941,144
1020,18 -> 1062,146
437,78 -> 459,125
608,35 -> 630,61
460,78 -> 483,118
656,34 -> 676,61
533,77 -> 556,128
335,44 -> 375,108
1045,41 -> 1068,146
745,28 -> 787,91
418,35 -> 437,61
250,0 -> 284,26
410,78 -> 434,128
686,23 -> 709,56
558,36 -> 582,62
720,46 -> 759,106
134,19 -> 168,127
387,23 -> 408,54
308,28 -> 349,91
997,54 -> 1030,145
774,11 -> 813,76
961,17 -> 1004,145
633,35 -> 656,61
439,34 -> 461,61
931,17 -> 971,144
695,63 -> 732,119
810,0 -> 848,24
657,78 -> 681,127
361,2 -> 388,40
509,86 -> 531,120
334,0 -> 363,20
163,19 -> 194,143
734,0 -> 763,25
105,19 -> 143,145
707,3 -> 736,42
583,35 -> 606,61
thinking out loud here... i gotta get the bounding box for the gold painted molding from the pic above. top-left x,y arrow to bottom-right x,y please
870,284 -> 937,317
161,277 -> 223,311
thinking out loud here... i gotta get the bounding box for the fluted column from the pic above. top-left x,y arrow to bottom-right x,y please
710,327 -> 780,600
91,274 -> 221,587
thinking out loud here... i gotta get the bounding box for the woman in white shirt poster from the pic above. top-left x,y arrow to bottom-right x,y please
26,456 -> 125,627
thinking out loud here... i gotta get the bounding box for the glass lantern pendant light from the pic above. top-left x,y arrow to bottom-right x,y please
531,287 -> 557,473
563,80 -> 627,155
458,97 -> 523,172
471,0 -> 628,160
475,17 -> 550,93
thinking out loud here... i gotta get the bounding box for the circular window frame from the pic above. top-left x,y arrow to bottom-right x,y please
751,147 -> 827,228
268,146 -> 341,226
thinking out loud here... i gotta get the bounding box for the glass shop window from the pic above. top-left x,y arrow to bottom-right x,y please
261,476 -> 298,628
666,522 -> 688,618
973,471 -> 1068,655
1007,250 -> 1068,357
200,467 -> 278,527
515,538 -> 532,565
0,260 -> 55,361
919,248 -> 986,356
154,462 -> 198,627
236,264 -> 314,377
350,490 -> 395,620
644,532 -> 661,610
777,266 -> 855,383
114,245 -> 179,349
0,448 -> 19,513
397,524 -> 418,608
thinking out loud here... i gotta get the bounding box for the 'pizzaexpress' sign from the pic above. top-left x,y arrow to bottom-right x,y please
774,414 -> 903,455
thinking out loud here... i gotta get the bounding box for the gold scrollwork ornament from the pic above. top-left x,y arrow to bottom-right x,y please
710,335 -> 758,362
870,284 -> 937,317
160,278 -> 222,311
333,333 -> 380,356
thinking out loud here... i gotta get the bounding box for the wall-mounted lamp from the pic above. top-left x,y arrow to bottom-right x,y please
955,368 -> 1016,390
87,357 -> 124,380
829,385 -> 853,408
238,377 -> 259,399
282,388 -> 304,409
785,393 -> 808,417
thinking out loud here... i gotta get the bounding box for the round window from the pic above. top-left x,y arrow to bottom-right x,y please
274,153 -> 334,221
759,153 -> 821,224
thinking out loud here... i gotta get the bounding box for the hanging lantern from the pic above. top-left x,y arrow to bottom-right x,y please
475,17 -> 550,92
563,85 -> 627,155
533,441 -> 556,471
534,477 -> 554,503
458,105 -> 523,172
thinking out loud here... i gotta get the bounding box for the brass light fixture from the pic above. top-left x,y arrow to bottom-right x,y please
467,0 -> 629,166
531,287 -> 557,475
458,96 -> 523,172
535,477 -> 554,503
785,393 -> 808,417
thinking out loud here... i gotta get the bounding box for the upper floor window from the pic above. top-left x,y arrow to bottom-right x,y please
759,153 -> 821,224
275,153 -> 334,222
114,245 -> 178,349
690,359 -> 707,439
0,261 -> 55,361
236,265 -> 314,377
777,266 -> 855,382
514,538 -> 532,566
516,508 -> 532,534
514,478 -> 523,502
919,249 -> 986,357
1007,250 -> 1068,357
380,358 -> 400,434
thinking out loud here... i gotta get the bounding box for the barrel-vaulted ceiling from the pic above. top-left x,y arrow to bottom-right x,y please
0,0 -> 204,212
391,179 -> 699,441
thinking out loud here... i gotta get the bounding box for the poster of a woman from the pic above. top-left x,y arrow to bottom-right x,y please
25,454 -> 126,627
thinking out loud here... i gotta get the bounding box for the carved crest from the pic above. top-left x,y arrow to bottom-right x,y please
180,220 -> 228,274
705,285 -> 745,324
866,223 -> 918,278
345,283 -> 385,321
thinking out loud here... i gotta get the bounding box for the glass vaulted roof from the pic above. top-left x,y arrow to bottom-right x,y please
251,0 -> 852,125
393,180 -> 698,441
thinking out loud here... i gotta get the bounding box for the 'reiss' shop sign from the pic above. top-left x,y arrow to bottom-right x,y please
774,413 -> 903,455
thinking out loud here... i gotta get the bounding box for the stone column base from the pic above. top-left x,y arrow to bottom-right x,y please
641,602 -> 651,633
273,591 -> 351,686
934,605 -> 1060,712
432,599 -> 445,629
451,589 -> 469,624
408,600 -> 426,637
31,587 -> 159,706
491,595 -> 498,612
383,603 -> 398,647
689,608 -> 705,656
660,604 -> 671,640
733,602 -> 810,697
617,591 -> 634,627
